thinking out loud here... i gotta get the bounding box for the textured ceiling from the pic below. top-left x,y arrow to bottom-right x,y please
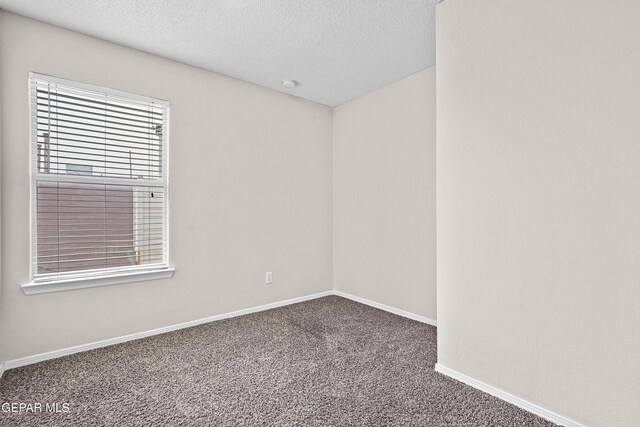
0,0 -> 437,106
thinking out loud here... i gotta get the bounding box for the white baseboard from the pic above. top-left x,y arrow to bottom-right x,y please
2,290 -> 333,371
434,363 -> 585,427
333,290 -> 437,326
0,290 -> 585,427
1,290 -> 436,374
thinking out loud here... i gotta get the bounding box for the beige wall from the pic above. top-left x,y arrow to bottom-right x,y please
436,1 -> 640,425
0,12 -> 333,362
333,67 -> 437,321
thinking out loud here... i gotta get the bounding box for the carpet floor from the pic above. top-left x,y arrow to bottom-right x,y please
0,296 -> 556,426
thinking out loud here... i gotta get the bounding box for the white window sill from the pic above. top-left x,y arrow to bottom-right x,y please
21,267 -> 176,295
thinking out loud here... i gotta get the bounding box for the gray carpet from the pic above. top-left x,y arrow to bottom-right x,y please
0,296 -> 556,426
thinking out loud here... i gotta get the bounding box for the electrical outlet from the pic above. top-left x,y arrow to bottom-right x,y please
265,272 -> 273,284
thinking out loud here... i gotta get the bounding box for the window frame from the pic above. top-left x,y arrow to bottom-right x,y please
23,72 -> 174,295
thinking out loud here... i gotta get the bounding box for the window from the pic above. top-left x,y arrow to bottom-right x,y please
23,73 -> 174,295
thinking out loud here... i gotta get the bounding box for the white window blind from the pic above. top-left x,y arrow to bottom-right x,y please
29,73 -> 170,284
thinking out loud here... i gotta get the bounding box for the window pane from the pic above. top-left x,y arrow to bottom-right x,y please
36,182 -> 165,274
36,84 -> 164,181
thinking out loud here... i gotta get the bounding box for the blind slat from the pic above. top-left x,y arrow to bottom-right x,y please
36,94 -> 163,119
37,109 -> 162,135
36,103 -> 163,126
36,89 -> 164,116
37,113 -> 163,133
38,253 -> 164,265
38,123 -> 163,143
36,242 -> 164,249
38,130 -> 160,152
